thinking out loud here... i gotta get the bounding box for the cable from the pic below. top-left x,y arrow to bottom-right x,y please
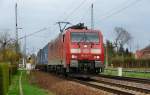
79,0 -> 97,24
79,6 -> 90,23
55,0 -> 78,21
32,35 -> 50,39
63,0 -> 89,21
18,27 -> 49,40
99,0 -> 129,17
52,0 -> 90,34
99,0 -> 142,21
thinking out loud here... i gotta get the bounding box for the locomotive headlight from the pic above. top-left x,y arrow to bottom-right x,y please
94,55 -> 100,59
72,55 -> 77,59
96,56 -> 100,59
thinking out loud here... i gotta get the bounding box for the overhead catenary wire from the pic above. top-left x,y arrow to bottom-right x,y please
6,27 -> 49,43
55,0 -> 78,21
62,0 -> 89,21
54,0 -> 97,30
65,0 -> 140,24
78,0 -> 97,26
99,0 -> 142,21
79,6 -> 90,23
52,0 -> 91,34
18,27 -> 49,40
76,0 -> 130,25
99,0 -> 130,17
19,27 -> 50,53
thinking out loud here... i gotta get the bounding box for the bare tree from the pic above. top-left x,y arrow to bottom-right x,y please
0,29 -> 11,50
0,30 -> 18,61
114,27 -> 132,52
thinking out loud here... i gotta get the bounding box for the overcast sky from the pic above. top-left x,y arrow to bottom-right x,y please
0,0 -> 150,54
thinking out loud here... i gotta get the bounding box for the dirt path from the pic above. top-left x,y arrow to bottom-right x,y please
30,71 -> 112,95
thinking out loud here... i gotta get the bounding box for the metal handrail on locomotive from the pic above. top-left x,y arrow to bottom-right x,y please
37,23 -> 104,74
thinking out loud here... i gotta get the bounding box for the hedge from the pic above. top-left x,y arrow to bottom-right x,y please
110,58 -> 150,68
0,63 -> 18,95
9,64 -> 18,75
9,64 -> 18,85
0,63 -> 9,95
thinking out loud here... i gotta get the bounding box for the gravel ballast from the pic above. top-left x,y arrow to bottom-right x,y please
30,71 -> 112,95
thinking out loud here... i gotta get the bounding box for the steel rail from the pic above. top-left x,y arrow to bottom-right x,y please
97,74 -> 150,84
91,78 -> 150,94
70,79 -> 135,95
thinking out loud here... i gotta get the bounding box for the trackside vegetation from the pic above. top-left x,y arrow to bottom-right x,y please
7,71 -> 20,95
8,70 -> 54,95
0,63 -> 18,95
0,63 -> 9,95
105,40 -> 150,68
22,71 -> 53,95
110,58 -> 150,68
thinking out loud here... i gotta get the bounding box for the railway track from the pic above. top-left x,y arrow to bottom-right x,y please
72,79 -> 136,95
71,78 -> 150,95
69,74 -> 150,95
92,78 -> 150,94
97,74 -> 150,84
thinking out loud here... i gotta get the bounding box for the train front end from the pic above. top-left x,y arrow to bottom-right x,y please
67,28 -> 104,74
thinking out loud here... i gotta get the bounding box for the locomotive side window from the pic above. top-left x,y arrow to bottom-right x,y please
71,32 -> 99,43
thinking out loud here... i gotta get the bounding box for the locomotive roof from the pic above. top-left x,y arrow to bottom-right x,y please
65,28 -> 101,33
66,23 -> 87,30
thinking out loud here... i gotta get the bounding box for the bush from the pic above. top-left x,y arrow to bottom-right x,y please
0,63 -> 9,95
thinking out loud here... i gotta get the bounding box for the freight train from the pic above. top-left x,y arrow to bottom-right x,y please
36,23 -> 104,75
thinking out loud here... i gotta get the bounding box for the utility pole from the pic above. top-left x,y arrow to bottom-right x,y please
15,2 -> 22,53
23,30 -> 26,68
105,44 -> 108,68
91,3 -> 94,29
15,3 -> 19,53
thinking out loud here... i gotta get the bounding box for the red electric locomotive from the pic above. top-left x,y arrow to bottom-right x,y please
47,23 -> 104,74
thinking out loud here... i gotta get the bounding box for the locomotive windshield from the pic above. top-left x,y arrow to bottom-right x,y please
71,32 -> 99,43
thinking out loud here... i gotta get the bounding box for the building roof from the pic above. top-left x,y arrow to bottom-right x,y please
142,44 -> 150,51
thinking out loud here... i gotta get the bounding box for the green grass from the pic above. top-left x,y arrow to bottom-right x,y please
122,72 -> 150,78
22,71 -> 54,95
102,69 -> 150,78
0,63 -> 10,95
8,70 -> 54,95
7,71 -> 19,95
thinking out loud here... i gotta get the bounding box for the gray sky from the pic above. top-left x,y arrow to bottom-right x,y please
0,0 -> 150,53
